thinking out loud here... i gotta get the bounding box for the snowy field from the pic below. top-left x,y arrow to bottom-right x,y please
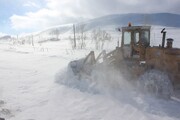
0,26 -> 180,120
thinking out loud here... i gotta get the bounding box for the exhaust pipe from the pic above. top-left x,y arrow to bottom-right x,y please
161,28 -> 166,48
166,38 -> 174,48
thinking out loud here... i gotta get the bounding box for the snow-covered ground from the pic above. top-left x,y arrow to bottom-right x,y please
0,26 -> 180,120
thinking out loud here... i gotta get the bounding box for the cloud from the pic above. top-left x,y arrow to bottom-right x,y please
23,1 -> 40,8
10,8 -> 80,31
11,8 -> 59,29
10,0 -> 180,32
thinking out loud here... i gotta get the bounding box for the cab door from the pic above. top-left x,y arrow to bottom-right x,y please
131,31 -> 140,58
122,31 -> 132,58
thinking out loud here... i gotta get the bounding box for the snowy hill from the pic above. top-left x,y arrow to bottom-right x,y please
10,13 -> 178,44
1,13 -> 179,44
0,35 -> 11,40
11,13 -> 177,37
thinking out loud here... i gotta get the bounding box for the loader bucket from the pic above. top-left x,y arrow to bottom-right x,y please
68,51 -> 96,76
68,48 -> 122,77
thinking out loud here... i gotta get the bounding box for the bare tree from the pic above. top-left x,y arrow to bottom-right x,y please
50,29 -> 61,41
55,29 -> 61,40
91,28 -> 112,50
69,36 -> 76,49
76,24 -> 87,49
91,29 -> 100,50
100,30 -> 111,49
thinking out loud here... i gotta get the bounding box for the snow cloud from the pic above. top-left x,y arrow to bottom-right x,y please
10,0 -> 180,31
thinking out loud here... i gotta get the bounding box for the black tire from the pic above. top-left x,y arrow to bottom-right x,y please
138,69 -> 173,99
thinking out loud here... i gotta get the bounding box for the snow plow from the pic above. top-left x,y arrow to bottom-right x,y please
69,24 -> 180,98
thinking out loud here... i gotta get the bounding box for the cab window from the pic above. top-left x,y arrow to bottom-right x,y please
124,31 -> 131,45
141,31 -> 149,46
134,32 -> 139,44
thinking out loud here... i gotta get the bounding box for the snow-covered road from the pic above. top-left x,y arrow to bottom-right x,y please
0,42 -> 180,120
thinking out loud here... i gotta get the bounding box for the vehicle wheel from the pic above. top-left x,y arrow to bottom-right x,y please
138,69 -> 173,99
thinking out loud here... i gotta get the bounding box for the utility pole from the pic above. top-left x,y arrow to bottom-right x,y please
32,35 -> 34,46
56,28 -> 59,40
73,24 -> 76,49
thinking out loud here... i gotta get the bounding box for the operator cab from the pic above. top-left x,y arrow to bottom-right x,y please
121,25 -> 151,60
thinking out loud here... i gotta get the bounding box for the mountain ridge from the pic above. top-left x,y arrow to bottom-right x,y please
82,13 -> 180,30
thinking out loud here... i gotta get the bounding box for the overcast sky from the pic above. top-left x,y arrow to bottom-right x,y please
0,0 -> 180,35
